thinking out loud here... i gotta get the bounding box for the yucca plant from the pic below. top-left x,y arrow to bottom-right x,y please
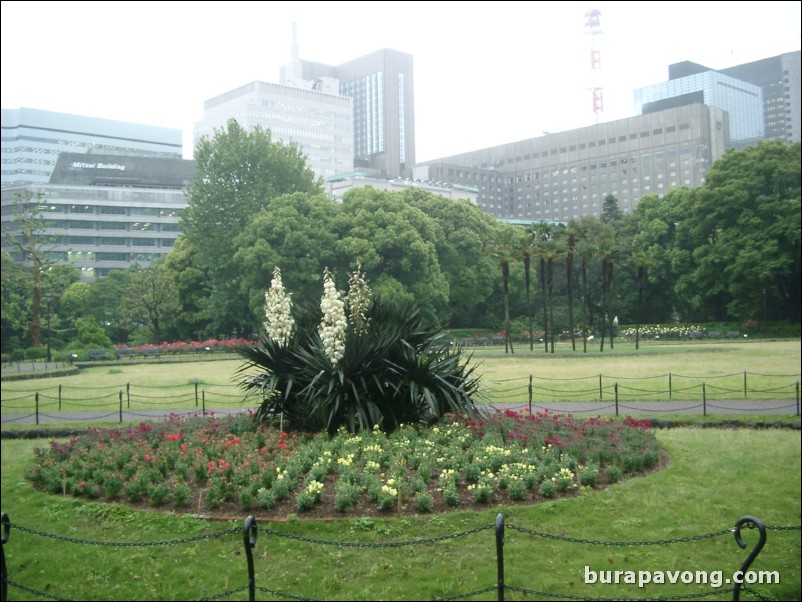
237,267 -> 485,434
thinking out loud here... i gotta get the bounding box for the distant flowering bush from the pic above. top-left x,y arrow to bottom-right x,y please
115,338 -> 255,356
619,324 -> 704,339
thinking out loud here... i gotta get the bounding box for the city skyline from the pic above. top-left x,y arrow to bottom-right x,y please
2,1 -> 800,162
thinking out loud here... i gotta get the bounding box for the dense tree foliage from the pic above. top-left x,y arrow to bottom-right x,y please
2,141 -> 799,358
119,262 -> 180,343
677,142 -> 800,322
180,119 -> 323,337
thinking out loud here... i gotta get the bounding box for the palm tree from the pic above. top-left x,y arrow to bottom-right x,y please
529,222 -> 554,353
575,238 -> 596,353
518,228 -> 537,350
563,221 -> 586,351
629,250 -> 656,350
542,231 -> 564,354
530,222 -> 564,354
596,225 -> 617,352
484,224 -> 520,353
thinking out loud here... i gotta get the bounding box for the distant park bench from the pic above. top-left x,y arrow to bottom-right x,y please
688,331 -> 703,340
116,348 -> 135,360
726,331 -> 742,338
87,348 -> 109,360
707,331 -> 721,339
139,347 -> 161,359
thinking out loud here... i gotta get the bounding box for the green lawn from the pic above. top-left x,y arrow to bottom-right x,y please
1,341 -> 800,600
1,427 -> 800,601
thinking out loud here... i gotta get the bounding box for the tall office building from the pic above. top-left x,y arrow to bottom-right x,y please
1,152 -> 195,281
415,104 -> 728,221
670,50 -> 801,144
647,50 -> 801,146
193,81 -> 353,181
1,108 -> 183,189
286,48 -> 416,178
634,71 -> 763,149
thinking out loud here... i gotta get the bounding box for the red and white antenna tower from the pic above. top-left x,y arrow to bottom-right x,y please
585,8 -> 603,123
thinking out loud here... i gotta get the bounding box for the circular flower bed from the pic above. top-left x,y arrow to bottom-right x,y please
26,410 -> 662,519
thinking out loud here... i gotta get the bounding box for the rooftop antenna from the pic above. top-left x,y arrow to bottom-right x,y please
585,8 -> 604,123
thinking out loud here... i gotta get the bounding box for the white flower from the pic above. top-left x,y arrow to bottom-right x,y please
347,260 -> 372,336
319,268 -> 347,366
264,266 -> 294,347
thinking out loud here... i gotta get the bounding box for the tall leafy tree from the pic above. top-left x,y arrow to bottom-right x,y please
85,268 -> 135,344
1,249 -> 32,352
404,190 -> 498,327
334,187 -> 450,322
0,192 -> 57,347
233,192 -> 340,333
180,119 -> 322,336
675,142 -> 801,322
119,262 -> 180,343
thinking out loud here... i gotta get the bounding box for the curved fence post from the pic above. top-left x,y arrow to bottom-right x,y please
1,512 -> 10,602
732,515 -> 766,601
242,515 -> 257,602
495,513 -> 505,602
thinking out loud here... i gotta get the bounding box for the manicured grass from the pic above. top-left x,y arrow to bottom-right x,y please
2,340 -> 800,415
1,428 -> 799,600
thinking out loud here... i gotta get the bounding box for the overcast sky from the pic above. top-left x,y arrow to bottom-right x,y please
2,1 -> 800,162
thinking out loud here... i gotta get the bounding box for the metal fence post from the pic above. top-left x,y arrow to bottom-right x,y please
732,515 -> 766,602
35,392 -> 39,425
743,371 -> 747,399
58,384 -> 62,411
243,515 -> 257,602
599,374 -> 603,400
1,512 -> 10,602
614,383 -> 619,416
669,372 -> 672,399
702,382 -> 707,415
495,513 -> 505,602
528,375 -> 532,414
202,389 -> 206,415
126,383 -> 131,408
119,390 -> 123,423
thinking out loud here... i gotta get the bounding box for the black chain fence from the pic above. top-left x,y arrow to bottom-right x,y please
2,370 -> 800,427
1,511 -> 799,601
